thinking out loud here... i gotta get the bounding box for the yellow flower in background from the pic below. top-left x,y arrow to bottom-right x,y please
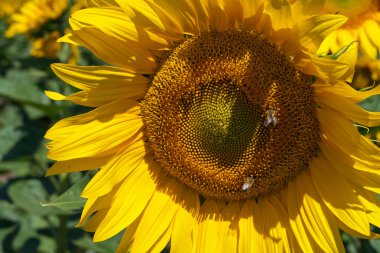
0,0 -> 24,18
31,31 -> 62,58
5,0 -> 68,38
319,0 -> 380,65
45,0 -> 380,252
4,0 -> 85,60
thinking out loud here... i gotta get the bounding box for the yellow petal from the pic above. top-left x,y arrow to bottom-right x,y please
51,63 -> 146,90
85,0 -> 119,7
47,102 -> 143,161
45,91 -> 66,101
93,156 -> 160,241
147,222 -> 173,253
297,170 -> 345,252
238,200 -> 260,252
218,201 -> 239,252
358,27 -> 377,60
317,89 -> 380,126
241,0 -> 264,30
171,190 -> 200,253
290,0 -> 325,23
317,108 -> 376,157
50,63 -> 148,107
286,174 -> 324,252
81,140 -> 147,198
317,32 -> 340,55
259,197 -> 291,253
57,33 -> 80,46
84,209 -> 108,232
46,155 -> 111,175
66,22 -> 157,73
115,216 -> 142,253
336,29 -> 357,48
315,81 -> 380,103
264,0 -> 292,31
199,0 -> 243,30
78,183 -> 121,227
239,196 -> 291,252
45,99 -> 140,142
320,145 -> 380,194
71,7 -> 169,49
354,186 -> 380,231
298,14 -> 347,53
363,19 -> 380,49
129,178 -> 183,252
296,49 -> 354,83
145,0 -> 205,36
78,198 -> 97,227
310,158 -> 370,237
265,196 -> 292,253
115,0 -> 165,30
193,199 -> 220,252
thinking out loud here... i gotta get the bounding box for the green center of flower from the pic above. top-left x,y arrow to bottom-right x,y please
181,79 -> 262,168
142,30 -> 320,201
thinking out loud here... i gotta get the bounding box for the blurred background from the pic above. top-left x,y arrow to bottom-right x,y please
0,0 -> 379,252
0,0 -> 122,252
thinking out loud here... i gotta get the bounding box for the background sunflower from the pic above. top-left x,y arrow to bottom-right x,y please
318,0 -> 380,154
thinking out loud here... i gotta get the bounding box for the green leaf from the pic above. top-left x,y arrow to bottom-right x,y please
38,235 -> 57,253
73,234 -> 121,253
0,226 -> 17,253
41,175 -> 90,211
12,217 -> 38,251
8,179 -> 65,215
358,95 -> 380,112
0,106 -> 25,161
0,200 -> 22,222
0,69 -> 54,119
370,239 -> 380,253
341,232 -> 360,253
0,160 -> 35,177
0,69 -> 47,104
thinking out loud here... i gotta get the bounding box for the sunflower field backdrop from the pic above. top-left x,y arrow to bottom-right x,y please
0,0 -> 380,253
0,0 -> 122,252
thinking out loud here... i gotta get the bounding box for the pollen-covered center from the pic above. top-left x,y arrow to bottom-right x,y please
142,30 -> 320,201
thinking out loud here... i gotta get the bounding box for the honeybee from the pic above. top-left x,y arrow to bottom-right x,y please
242,176 -> 255,192
264,108 -> 277,127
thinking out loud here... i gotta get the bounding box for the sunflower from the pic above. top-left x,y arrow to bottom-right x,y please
4,0 -> 85,60
4,0 -> 69,59
30,31 -> 62,58
0,0 -> 24,18
5,0 -> 68,38
45,0 -> 380,252
318,0 -> 380,65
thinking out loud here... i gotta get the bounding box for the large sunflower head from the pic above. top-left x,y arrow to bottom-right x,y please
46,0 -> 380,252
